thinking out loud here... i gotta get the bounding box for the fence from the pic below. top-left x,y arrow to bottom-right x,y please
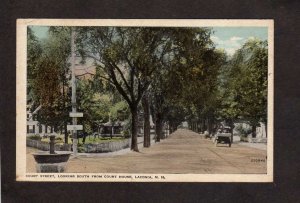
27,134 -> 156,153
26,139 -> 72,151
84,134 -> 155,153
248,137 -> 267,143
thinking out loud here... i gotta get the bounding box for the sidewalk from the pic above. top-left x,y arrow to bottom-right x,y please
232,135 -> 267,151
237,142 -> 267,151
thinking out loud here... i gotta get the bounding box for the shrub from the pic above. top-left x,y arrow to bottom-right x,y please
55,137 -> 63,141
28,134 -> 42,141
235,124 -> 252,138
122,130 -> 131,138
54,137 -> 64,144
77,143 -> 85,153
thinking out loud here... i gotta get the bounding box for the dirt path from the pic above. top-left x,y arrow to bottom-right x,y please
27,129 -> 267,174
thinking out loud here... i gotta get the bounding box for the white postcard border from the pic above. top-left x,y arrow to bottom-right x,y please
16,19 -> 274,182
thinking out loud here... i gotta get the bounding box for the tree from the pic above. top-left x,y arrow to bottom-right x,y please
27,27 -> 43,104
148,27 -> 222,140
155,32 -> 225,136
221,39 -> 268,137
76,75 -> 130,136
28,27 -> 72,143
142,91 -> 151,147
76,27 -> 172,151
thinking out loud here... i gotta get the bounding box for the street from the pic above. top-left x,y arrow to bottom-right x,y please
27,129 -> 267,174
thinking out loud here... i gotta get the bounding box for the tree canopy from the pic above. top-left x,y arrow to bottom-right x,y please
27,26 -> 268,150
28,27 -> 71,128
218,38 -> 268,136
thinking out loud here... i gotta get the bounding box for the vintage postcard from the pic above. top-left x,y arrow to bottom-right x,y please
16,19 -> 273,182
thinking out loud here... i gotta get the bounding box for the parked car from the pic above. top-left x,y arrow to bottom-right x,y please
214,126 -> 232,147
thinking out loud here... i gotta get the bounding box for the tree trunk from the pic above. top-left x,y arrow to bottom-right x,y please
165,123 -> 169,138
208,118 -> 212,135
64,122 -> 68,144
265,123 -> 267,137
228,119 -> 234,143
131,107 -> 139,151
172,122 -> 178,133
110,123 -> 113,139
169,121 -> 173,134
201,119 -> 205,133
155,113 -> 163,142
169,121 -> 176,134
163,124 -> 166,138
62,70 -> 68,144
161,122 -> 166,139
252,124 -> 257,138
142,94 -> 151,148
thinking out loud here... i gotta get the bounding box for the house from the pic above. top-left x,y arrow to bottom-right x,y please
26,104 -> 53,135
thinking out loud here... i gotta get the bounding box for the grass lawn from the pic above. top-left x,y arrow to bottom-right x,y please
82,136 -> 125,144
34,134 -> 126,145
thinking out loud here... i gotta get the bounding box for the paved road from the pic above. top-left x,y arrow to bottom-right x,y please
27,129 -> 267,174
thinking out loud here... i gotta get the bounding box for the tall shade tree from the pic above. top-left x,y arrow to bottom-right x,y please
76,78 -> 130,135
27,27 -> 43,103
221,39 -> 268,137
142,91 -> 151,147
151,30 -> 225,137
28,27 -> 72,143
76,27 -> 173,151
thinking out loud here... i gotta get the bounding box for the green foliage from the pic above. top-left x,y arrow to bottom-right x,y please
122,129 -> 131,138
110,101 -> 130,122
27,27 -> 43,77
77,144 -> 85,153
27,26 -> 268,144
235,124 -> 252,138
27,134 -> 42,141
76,27 -> 170,107
121,119 -> 131,138
84,137 -> 125,144
219,38 -> 268,127
76,78 -> 130,132
148,27 -> 225,128
76,27 -> 188,150
28,26 -> 72,128
27,27 -> 43,102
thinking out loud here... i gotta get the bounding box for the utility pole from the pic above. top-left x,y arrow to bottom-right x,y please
67,27 -> 83,156
71,27 -> 78,156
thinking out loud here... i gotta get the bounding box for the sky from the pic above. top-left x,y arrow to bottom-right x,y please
210,27 -> 268,56
30,26 -> 49,39
30,26 -> 268,56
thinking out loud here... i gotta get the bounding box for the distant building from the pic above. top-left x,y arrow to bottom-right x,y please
181,121 -> 189,128
26,58 -> 96,136
233,122 -> 267,138
26,105 -> 38,134
26,104 -> 52,135
256,122 -> 267,138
